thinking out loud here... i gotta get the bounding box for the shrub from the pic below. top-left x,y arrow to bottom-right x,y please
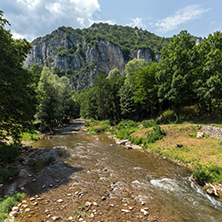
141,119 -> 156,128
192,164 -> 222,184
130,137 -> 143,145
0,169 -> 14,183
20,131 -> 40,141
84,121 -> 90,127
116,120 -> 139,130
180,105 -> 199,120
144,126 -> 165,145
156,110 -> 177,124
116,128 -> 136,140
0,143 -> 20,164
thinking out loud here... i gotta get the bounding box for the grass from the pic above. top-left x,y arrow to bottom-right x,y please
19,131 -> 40,141
145,123 -> 222,184
0,193 -> 24,221
85,119 -> 222,184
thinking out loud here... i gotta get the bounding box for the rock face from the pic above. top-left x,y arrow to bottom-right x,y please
24,26 -> 155,90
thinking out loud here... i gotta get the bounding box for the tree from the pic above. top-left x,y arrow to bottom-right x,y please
119,82 -> 137,120
194,31 -> 222,114
107,68 -> 121,79
125,58 -> 147,84
157,30 -> 196,114
93,70 -> 111,120
131,62 -> 158,118
0,11 -> 37,144
107,70 -> 125,120
36,67 -> 76,131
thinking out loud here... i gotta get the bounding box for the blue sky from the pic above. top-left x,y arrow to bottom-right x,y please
1,0 -> 221,41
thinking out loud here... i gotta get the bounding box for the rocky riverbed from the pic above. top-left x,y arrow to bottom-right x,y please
3,122 -> 222,222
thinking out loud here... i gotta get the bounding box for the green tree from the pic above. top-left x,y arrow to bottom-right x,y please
194,31 -> 222,114
107,70 -> 125,120
107,68 -> 121,79
0,11 -> 37,144
119,82 -> 137,120
132,62 -> 158,117
157,30 -> 196,115
36,67 -> 75,131
94,70 -> 111,120
125,58 -> 147,84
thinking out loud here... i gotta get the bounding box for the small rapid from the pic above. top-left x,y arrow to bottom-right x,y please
9,122 -> 222,221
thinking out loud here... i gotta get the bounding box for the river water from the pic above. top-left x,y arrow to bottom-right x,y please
12,122 -> 222,221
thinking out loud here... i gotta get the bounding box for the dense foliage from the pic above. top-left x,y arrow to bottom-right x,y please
75,30 -> 222,121
0,11 -> 38,145
36,67 -> 77,131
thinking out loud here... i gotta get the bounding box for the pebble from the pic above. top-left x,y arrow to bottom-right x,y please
93,202 -> 98,206
101,196 -> 106,200
85,201 -> 92,207
9,211 -> 18,217
67,193 -> 72,197
89,213 -> 94,218
22,200 -> 27,204
12,206 -> 19,212
42,185 -> 46,188
140,208 -> 149,215
52,216 -> 60,221
57,199 -> 64,203
25,208 -> 31,212
122,209 -> 130,213
30,197 -> 35,201
32,201 -> 38,206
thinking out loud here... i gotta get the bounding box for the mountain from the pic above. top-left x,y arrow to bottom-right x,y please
24,23 -> 170,90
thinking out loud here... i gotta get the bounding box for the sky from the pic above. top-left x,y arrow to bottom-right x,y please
1,0 -> 222,42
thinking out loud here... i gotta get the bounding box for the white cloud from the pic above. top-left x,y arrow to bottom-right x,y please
127,17 -> 146,29
155,4 -> 210,34
3,0 -> 101,41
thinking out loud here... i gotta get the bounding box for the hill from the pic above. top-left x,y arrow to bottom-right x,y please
24,23 -> 169,90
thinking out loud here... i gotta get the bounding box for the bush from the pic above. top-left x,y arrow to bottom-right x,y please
116,128 -> 136,140
130,137 -> 143,145
84,121 -> 90,127
20,131 -> 40,141
156,110 -> 177,124
180,105 -> 199,120
0,143 -> 20,164
192,164 -> 222,184
0,169 -> 14,183
144,126 -> 165,145
141,119 -> 156,128
116,120 -> 139,130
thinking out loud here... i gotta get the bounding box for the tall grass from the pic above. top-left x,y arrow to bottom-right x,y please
0,193 -> 24,221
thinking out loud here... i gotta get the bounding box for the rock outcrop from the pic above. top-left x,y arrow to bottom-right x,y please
24,24 -> 160,90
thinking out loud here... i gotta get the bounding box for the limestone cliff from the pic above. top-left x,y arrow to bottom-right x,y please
24,23 -> 169,90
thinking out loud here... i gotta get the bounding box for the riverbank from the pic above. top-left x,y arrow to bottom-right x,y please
2,120 -> 222,221
84,120 -> 222,200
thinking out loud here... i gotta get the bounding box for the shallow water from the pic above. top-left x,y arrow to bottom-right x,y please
13,123 -> 222,221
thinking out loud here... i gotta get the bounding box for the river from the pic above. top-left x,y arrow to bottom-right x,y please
6,122 -> 222,221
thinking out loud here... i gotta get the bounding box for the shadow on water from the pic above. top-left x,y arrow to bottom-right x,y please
0,145 -> 83,198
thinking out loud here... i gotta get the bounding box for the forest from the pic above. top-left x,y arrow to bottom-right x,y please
1,10 -> 222,172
